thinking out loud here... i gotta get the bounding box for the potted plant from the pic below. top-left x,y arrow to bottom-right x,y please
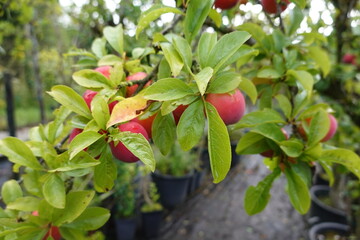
151,142 -> 197,209
140,180 -> 163,239
308,222 -> 351,240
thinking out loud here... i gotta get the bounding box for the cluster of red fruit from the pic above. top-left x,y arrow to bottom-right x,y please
342,53 -> 357,66
70,66 -> 247,163
214,0 -> 290,14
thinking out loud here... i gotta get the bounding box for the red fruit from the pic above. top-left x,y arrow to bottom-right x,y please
32,211 -> 39,216
239,0 -> 248,4
126,72 -> 151,97
95,66 -> 112,79
131,114 -> 157,138
173,105 -> 189,124
261,0 -> 289,14
110,122 -> 150,163
260,128 -> 288,158
83,90 -> 98,109
108,100 -> 119,113
342,54 -> 357,65
43,226 -> 61,240
298,113 -> 338,142
69,128 -> 83,143
214,0 -> 239,9
205,89 -> 246,125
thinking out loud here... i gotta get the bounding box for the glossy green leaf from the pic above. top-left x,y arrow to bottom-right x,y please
206,31 -> 251,73
115,131 -> 156,172
238,77 -> 258,104
47,85 -> 92,119
160,42 -> 184,76
257,68 -> 282,79
197,32 -> 217,69
177,100 -> 205,151
94,147 -> 117,192
0,137 -> 42,170
279,139 -> 304,157
208,8 -> 222,27
158,57 -> 171,79
236,132 -> 269,155
173,36 -> 193,72
72,69 -> 114,89
259,87 -> 272,110
285,167 -> 311,214
272,29 -> 287,52
252,123 -> 288,143
207,71 -> 241,94
292,162 -> 312,187
308,46 -> 331,76
48,151 -> 100,172
7,197 -> 40,211
91,38 -> 106,58
287,6 -> 304,36
205,102 -> 231,183
64,207 -> 110,231
91,95 -> 110,130
47,106 -> 72,144
275,95 -> 292,119
184,0 -> 214,42
43,173 -> 66,209
233,109 -> 286,129
291,0 -> 306,8
144,78 -> 193,101
320,149 -> 360,179
307,109 -> 330,147
136,5 -> 183,39
194,67 -> 213,95
237,22 -> 265,42
152,113 -> 176,156
318,160 -> 334,186
68,131 -> 103,159
287,70 -> 314,97
293,91 -> 309,117
103,24 -> 124,54
53,191 -> 95,225
244,168 -> 280,215
298,103 -> 328,120
98,54 -> 122,66
1,180 -> 23,205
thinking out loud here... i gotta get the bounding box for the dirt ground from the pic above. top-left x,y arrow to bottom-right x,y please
158,154 -> 307,240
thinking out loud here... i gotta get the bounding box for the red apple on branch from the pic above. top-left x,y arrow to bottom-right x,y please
261,0 -> 289,14
95,65 -> 112,78
173,104 -> 189,124
298,113 -> 338,142
214,0 -> 239,9
126,72 -> 151,97
131,114 -> 157,138
342,54 -> 357,65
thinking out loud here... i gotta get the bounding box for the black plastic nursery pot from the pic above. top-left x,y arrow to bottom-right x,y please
187,169 -> 206,195
309,185 -> 348,226
114,217 -> 137,240
141,210 -> 163,239
230,143 -> 241,169
308,222 -> 351,240
151,171 -> 193,209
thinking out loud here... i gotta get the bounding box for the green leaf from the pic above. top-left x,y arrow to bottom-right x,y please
144,78 -> 193,101
238,77 -> 258,104
279,139 -> 304,157
47,85 -> 92,119
91,38 -> 106,58
292,161 -> 312,187
68,131 -> 104,159
320,149 -> 360,179
48,151 -> 100,172
236,132 -> 270,155
194,67 -> 213,95
205,102 -> 231,183
136,5 -> 183,39
98,54 -> 122,66
116,132 -> 156,172
244,168 -> 280,215
7,197 -> 40,211
252,123 -> 288,143
208,8 -> 222,27
257,68 -> 282,79
91,95 -> 110,130
103,24 -> 124,54
237,22 -> 265,42
272,29 -> 287,53
206,31 -> 251,73
0,137 -> 42,170
72,70 -> 114,89
318,160 -> 334,186
298,103 -> 328,120
160,42 -> 184,77
207,71 -> 241,94
53,191 -> 95,225
275,94 -> 292,119
173,36 -> 193,73
308,46 -> 331,76
285,167 -> 311,214
290,0 -> 306,8
94,147 -> 117,192
42,173 -> 66,209
293,91 -> 309,117
287,70 -> 314,97
287,6 -> 304,36
177,100 -> 205,151
47,106 -> 72,144
1,180 -> 23,205
259,86 -> 272,110
232,109 -> 286,129
158,57 -> 171,79
184,0 -> 214,43
152,113 -> 176,156
307,109 -> 330,146
197,32 -> 217,69
63,207 -> 110,231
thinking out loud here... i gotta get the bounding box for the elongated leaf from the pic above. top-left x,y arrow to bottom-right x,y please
143,78 -> 193,101
1,180 -> 23,205
307,110 -> 330,147
72,70 -> 114,89
207,71 -> 241,94
53,191 -> 95,226
238,77 -> 258,104
0,137 -> 42,170
244,168 -> 280,215
308,46 -> 331,76
91,38 -> 106,58
136,5 -> 183,39
63,207 -> 110,231
208,8 -> 222,27
7,197 -> 40,211
233,109 -> 286,129
237,22 -> 265,42
49,151 -> 100,172
252,123 -> 288,143
42,173 -> 66,209
152,113 -> 176,156
94,147 -> 117,192
177,100 -> 205,151
291,0 -> 306,8
91,95 -> 110,130
47,85 -> 92,119
279,139 -> 304,157
287,6 -> 304,36
98,54 -> 122,66
285,167 -> 310,214
318,160 -> 334,186
236,132 -> 269,155
205,102 -> 231,183
103,25 -> 124,54
275,95 -> 292,119
194,67 -> 213,95
257,68 -> 282,79
47,106 -> 72,144
173,36 -> 193,72
287,70 -> 314,98
160,42 -> 184,77
68,131 -> 103,159
197,32 -> 217,69
184,0 -> 214,43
